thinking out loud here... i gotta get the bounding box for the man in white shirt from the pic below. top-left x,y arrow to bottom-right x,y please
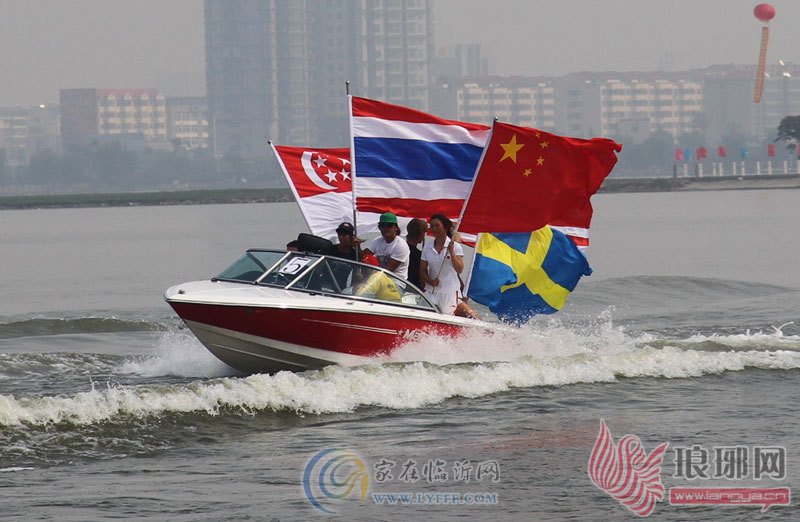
362,212 -> 410,280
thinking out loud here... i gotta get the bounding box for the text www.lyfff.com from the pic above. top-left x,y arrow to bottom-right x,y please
372,492 -> 498,506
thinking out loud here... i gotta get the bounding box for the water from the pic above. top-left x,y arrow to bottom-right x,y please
1,190 -> 799,520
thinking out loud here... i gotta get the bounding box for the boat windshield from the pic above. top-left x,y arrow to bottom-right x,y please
216,250 -> 436,311
215,250 -> 288,283
284,254 -> 436,311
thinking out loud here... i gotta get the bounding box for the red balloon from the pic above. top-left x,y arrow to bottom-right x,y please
754,3 -> 776,22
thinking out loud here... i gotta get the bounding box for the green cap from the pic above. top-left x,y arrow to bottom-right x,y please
379,212 -> 398,224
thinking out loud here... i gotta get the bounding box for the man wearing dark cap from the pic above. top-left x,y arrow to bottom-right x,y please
326,221 -> 359,261
362,212 -> 410,279
325,221 -> 361,289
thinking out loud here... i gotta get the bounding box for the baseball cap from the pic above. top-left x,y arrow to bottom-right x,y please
336,222 -> 355,235
378,212 -> 398,225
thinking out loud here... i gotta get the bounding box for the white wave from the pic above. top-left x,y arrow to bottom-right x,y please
678,326 -> 800,351
2,342 -> 800,427
629,323 -> 800,353
4,320 -> 799,427
382,315 -> 632,365
0,467 -> 34,472
118,329 -> 237,378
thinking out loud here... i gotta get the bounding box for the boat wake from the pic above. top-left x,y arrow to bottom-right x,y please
2,319 -> 799,429
118,329 -> 238,379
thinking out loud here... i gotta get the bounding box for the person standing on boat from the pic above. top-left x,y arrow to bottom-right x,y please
362,212 -> 410,279
419,214 -> 464,315
405,218 -> 428,289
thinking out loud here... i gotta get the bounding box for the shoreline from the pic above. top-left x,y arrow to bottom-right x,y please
1,174 -> 798,210
602,173 -> 800,193
0,188 -> 294,210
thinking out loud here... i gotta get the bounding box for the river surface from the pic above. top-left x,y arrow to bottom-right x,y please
1,189 -> 799,520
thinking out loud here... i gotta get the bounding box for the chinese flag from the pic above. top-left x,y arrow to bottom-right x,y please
718,145 -> 727,158
767,144 -> 776,157
458,121 -> 621,235
675,148 -> 684,161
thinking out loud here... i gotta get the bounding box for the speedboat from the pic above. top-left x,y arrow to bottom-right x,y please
165,248 -> 491,374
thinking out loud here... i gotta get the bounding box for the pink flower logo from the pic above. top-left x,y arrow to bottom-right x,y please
588,420 -> 669,517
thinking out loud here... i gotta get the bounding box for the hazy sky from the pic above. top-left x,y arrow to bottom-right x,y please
1,0 -> 798,106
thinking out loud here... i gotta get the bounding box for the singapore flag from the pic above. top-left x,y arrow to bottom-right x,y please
271,144 -> 353,241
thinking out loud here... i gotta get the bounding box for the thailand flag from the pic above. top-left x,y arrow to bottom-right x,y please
349,96 -> 489,237
270,143 -> 353,241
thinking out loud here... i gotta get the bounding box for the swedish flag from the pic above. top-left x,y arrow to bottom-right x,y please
467,227 -> 592,323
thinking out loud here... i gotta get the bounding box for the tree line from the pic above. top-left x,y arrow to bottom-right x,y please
0,143 -> 283,191
614,116 -> 800,177
2,117 -> 799,189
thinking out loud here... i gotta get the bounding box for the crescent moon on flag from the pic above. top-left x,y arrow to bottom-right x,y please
300,151 -> 336,190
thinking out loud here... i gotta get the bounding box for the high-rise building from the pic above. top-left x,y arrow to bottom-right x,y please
360,0 -> 433,111
59,88 -> 167,148
429,43 -> 490,119
204,0 -> 433,157
431,44 -> 488,81
23,104 -> 60,161
703,63 -> 800,145
0,107 -> 30,167
204,1 -> 283,158
166,97 -> 210,149
305,1 -> 361,147
0,104 -> 61,167
553,72 -> 704,141
455,79 -> 556,130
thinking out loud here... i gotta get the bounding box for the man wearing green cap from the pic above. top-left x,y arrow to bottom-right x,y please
361,212 -> 411,279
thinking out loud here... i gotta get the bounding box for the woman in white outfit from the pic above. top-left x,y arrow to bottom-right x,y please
419,214 -> 464,315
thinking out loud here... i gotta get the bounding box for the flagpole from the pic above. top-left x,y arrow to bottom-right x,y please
462,233 -> 480,300
346,84 -> 361,260
432,235 -> 453,285
437,119 -> 496,286
432,229 -> 469,295
453,118 -> 497,238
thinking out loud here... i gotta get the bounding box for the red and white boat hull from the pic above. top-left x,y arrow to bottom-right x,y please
166,281 -> 484,374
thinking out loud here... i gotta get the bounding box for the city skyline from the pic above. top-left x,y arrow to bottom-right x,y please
1,0 -> 799,107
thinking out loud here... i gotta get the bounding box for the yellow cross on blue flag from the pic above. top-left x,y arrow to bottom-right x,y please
467,226 -> 592,323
